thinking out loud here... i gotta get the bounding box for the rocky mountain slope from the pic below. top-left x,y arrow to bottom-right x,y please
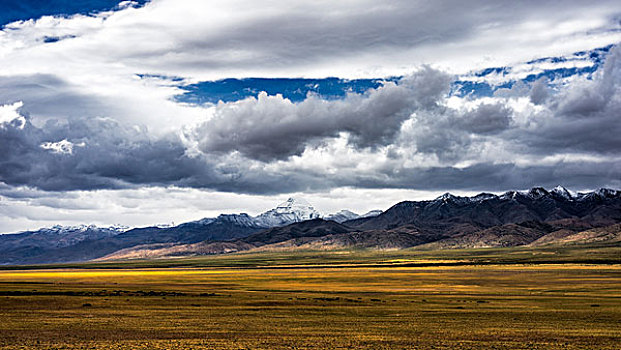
0,225 -> 128,265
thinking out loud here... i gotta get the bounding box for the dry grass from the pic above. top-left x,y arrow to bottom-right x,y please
0,260 -> 619,349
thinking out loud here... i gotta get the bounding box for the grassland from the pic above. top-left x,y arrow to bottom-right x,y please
0,245 -> 619,349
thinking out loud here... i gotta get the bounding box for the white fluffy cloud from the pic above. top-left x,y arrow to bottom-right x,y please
0,101 -> 26,128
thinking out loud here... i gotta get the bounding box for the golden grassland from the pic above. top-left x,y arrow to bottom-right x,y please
0,247 -> 619,349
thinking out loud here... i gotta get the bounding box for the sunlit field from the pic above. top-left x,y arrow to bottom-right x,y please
0,247 -> 619,349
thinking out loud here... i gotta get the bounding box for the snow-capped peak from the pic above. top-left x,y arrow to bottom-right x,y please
254,197 -> 321,227
274,197 -> 315,213
437,192 -> 455,201
550,185 -> 572,199
434,192 -> 470,204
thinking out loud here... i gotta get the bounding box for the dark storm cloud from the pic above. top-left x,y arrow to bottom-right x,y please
0,107 -> 332,194
0,114 -> 201,191
348,161 -> 621,192
192,68 -> 450,161
459,103 -> 512,134
398,100 -> 513,162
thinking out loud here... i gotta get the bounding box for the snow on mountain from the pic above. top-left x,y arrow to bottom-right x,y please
251,197 -> 382,226
254,197 -> 322,227
436,193 -> 455,201
196,187 -> 619,229
472,193 -> 498,202
432,186 -> 619,204
593,188 -> 621,198
182,198 -> 322,229
22,188 -> 617,238
550,185 -> 573,200
216,213 -> 264,227
498,191 -> 515,200
324,210 -> 360,223
360,210 -> 382,218
191,218 -> 216,226
526,187 -> 550,200
0,224 -> 130,251
37,224 -> 129,235
576,188 -> 621,201
433,193 -> 472,205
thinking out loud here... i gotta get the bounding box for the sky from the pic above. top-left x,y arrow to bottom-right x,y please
1,0 -> 620,233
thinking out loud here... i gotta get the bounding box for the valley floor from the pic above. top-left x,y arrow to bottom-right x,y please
0,247 -> 619,349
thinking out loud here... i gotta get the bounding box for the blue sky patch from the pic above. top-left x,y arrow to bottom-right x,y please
0,0 -> 150,26
170,45 -> 614,103
175,77 -> 397,104
451,45 -> 613,97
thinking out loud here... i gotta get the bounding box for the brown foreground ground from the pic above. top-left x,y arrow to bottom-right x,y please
0,248 -> 619,349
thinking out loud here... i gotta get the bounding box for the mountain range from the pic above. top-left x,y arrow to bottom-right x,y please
0,198 -> 381,264
1,186 -> 620,264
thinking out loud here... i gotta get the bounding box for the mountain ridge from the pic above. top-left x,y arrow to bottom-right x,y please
2,186 -> 620,264
100,186 -> 621,261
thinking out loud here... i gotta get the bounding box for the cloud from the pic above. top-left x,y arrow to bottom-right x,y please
0,73 -> 205,136
0,101 -> 26,128
2,0 -> 620,82
0,74 -> 108,121
529,77 -> 549,105
0,113 -> 201,190
459,103 -> 513,134
515,47 -> 621,155
191,68 -> 449,161
40,139 -> 83,154
1,47 -> 620,196
0,0 -> 149,26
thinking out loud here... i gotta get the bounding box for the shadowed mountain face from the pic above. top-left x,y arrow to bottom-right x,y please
240,219 -> 351,246
0,218 -> 264,265
2,187 -> 621,264
349,187 -> 621,233
100,219 -> 356,259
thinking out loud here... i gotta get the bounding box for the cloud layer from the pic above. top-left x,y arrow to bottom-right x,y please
1,47 -> 620,197
1,0 -> 620,232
